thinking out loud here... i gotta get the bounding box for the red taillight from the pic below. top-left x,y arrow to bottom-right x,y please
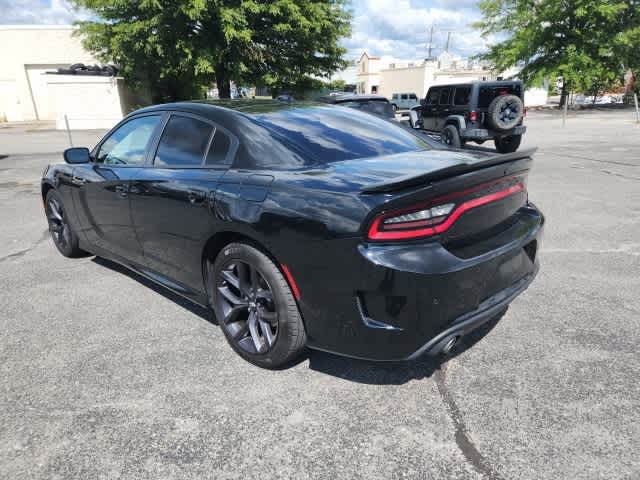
367,180 -> 526,241
469,111 -> 477,122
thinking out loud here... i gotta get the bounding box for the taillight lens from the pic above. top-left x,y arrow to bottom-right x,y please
367,179 -> 526,241
469,111 -> 477,122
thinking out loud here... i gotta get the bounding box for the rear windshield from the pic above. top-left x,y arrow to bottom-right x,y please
478,84 -> 522,108
253,106 -> 429,163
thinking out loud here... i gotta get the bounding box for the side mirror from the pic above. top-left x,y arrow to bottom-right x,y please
63,147 -> 90,164
409,110 -> 420,129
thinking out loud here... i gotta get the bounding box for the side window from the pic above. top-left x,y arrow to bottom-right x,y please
454,87 -> 471,106
401,94 -> 408,100
426,89 -> 440,105
439,88 -> 451,105
392,94 -> 398,99
409,94 -> 417,100
97,115 -> 161,165
205,128 -> 233,166
154,115 -> 213,167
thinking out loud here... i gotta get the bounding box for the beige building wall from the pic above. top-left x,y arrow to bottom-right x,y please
0,25 -> 97,122
379,66 -> 430,98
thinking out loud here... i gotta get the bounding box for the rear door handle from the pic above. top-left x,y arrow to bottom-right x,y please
114,184 -> 128,198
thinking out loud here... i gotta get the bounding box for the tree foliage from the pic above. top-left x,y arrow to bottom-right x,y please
474,0 -> 640,98
72,0 -> 352,102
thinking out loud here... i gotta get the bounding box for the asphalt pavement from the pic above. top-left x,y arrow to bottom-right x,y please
1,109 -> 639,479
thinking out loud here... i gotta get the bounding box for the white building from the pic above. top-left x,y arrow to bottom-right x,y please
0,25 -> 138,128
354,50 -> 548,106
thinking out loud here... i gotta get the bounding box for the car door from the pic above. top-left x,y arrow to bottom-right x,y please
400,93 -> 409,109
129,112 -> 237,290
435,87 -> 452,131
71,114 -> 163,263
421,88 -> 440,130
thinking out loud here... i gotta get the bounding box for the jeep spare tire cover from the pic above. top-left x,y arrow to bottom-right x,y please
487,94 -> 524,131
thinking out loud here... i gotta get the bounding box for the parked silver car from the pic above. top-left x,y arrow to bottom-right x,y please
391,92 -> 420,111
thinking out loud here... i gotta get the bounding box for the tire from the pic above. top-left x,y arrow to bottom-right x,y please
210,242 -> 307,368
487,94 -> 524,131
391,104 -> 398,111
494,134 -> 522,153
45,190 -> 85,258
441,124 -> 461,148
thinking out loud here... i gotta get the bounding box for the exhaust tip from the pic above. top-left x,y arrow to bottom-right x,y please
441,336 -> 459,355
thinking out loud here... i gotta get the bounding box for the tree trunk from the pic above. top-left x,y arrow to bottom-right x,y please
560,82 -> 568,107
216,66 -> 231,99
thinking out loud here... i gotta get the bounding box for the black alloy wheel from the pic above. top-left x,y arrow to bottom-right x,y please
441,125 -> 461,148
211,242 -> 307,368
216,261 -> 278,354
45,190 -> 83,257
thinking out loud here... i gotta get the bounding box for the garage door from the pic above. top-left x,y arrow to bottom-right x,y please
25,64 -> 67,121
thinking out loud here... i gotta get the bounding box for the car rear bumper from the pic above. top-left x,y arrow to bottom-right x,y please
304,203 -> 543,361
461,125 -> 526,140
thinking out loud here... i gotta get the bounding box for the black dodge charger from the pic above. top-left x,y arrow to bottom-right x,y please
41,100 -> 543,368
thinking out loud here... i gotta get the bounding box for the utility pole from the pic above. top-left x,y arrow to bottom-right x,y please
445,32 -> 451,52
427,25 -> 434,60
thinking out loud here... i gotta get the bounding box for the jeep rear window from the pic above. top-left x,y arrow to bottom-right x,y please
454,87 -> 471,105
478,85 -> 522,108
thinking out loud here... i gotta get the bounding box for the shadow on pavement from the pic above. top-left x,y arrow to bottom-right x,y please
91,256 -> 216,325
93,254 -> 504,383
305,311 -> 506,385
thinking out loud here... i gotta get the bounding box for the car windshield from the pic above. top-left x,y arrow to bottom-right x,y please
253,106 -> 429,163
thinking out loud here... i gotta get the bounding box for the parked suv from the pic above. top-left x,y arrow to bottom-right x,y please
413,81 -> 527,153
391,92 -> 420,111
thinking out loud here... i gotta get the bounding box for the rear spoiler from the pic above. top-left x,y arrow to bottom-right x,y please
360,148 -> 537,194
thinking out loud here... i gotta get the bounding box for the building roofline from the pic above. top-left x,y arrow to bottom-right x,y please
0,25 -> 77,31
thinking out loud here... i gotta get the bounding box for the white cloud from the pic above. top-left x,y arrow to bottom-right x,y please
0,0 -> 90,25
345,0 -> 488,60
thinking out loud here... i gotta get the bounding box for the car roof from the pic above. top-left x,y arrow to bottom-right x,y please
318,93 -> 389,104
429,80 -> 523,89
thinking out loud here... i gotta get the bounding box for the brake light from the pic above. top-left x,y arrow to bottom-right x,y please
367,180 -> 526,241
469,111 -> 477,122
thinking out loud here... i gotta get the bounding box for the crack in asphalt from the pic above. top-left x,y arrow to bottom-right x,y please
434,363 -> 504,480
0,229 -> 50,263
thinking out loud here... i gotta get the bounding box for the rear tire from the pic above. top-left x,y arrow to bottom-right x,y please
441,125 -> 461,148
45,190 -> 85,258
494,134 -> 522,153
210,242 -> 306,368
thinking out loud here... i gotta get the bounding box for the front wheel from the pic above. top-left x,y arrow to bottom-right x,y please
494,134 -> 522,153
210,243 -> 307,368
441,125 -> 461,148
45,190 -> 85,258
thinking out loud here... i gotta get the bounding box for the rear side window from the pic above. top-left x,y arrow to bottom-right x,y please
426,89 -> 439,105
205,129 -> 232,165
254,106 -> 430,163
401,94 -> 408,100
478,84 -> 522,108
454,87 -> 471,105
409,94 -> 417,100
439,88 -> 451,105
154,115 -> 213,167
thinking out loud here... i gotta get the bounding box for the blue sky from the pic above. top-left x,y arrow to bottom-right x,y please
1,0 -> 488,60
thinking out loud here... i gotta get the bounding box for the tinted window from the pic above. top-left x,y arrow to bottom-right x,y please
401,94 -> 408,100
155,115 -> 213,167
409,94 -> 417,100
426,89 -> 439,105
254,106 -> 430,163
478,85 -> 522,108
439,88 -> 451,105
97,115 -> 161,165
454,87 -> 471,105
205,129 -> 232,166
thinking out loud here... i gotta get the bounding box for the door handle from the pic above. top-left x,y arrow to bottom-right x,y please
71,175 -> 87,186
187,190 -> 205,205
114,184 -> 128,198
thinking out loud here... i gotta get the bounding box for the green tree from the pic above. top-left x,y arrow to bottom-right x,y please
474,0 -> 640,104
72,0 -> 352,102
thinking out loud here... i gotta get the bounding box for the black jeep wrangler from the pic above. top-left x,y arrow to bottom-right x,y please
413,81 -> 527,153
